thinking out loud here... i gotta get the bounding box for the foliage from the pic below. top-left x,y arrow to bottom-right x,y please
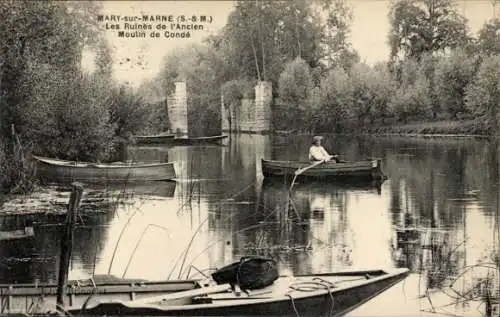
312,0 -> 360,71
210,0 -> 356,88
277,57 -> 316,130
389,58 -> 433,122
388,0 -> 470,61
465,55 -> 500,132
109,85 -> 150,141
314,67 -> 352,132
158,43 -> 227,136
475,18 -> 500,56
0,1 -> 108,192
221,79 -> 256,105
22,67 -> 115,162
434,49 -> 478,118
367,63 -> 396,123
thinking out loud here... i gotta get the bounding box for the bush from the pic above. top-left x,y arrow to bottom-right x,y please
465,55 -> 500,132
277,57 -> 317,130
314,67 -> 351,132
389,58 -> 432,122
434,50 -> 478,118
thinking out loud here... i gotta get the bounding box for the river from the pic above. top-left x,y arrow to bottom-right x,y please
0,133 -> 498,316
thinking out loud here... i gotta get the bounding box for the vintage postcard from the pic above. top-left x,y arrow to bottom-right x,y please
0,1 -> 498,316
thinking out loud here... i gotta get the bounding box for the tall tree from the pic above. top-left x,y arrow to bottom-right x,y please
475,18 -> 500,56
214,0 -> 325,86
313,0 -> 359,71
388,0 -> 470,61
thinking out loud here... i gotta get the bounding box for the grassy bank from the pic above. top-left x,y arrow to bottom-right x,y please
364,120 -> 492,137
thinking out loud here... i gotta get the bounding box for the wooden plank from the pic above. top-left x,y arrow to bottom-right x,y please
0,281 -> 198,296
126,284 -> 231,306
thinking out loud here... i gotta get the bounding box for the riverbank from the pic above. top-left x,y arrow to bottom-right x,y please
363,119 -> 491,137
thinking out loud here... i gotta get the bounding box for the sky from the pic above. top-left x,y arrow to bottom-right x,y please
82,0 -> 498,87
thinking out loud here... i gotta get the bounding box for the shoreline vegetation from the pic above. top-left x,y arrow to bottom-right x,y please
0,0 -> 499,195
275,119 -> 492,138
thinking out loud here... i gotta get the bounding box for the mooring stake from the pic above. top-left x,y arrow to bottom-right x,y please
56,182 -> 84,313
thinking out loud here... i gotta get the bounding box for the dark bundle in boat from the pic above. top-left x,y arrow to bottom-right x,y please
211,256 -> 279,290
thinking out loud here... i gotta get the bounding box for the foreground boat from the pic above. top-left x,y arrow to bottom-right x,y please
134,134 -> 176,144
69,268 -> 409,317
0,275 -> 200,314
33,156 -> 176,183
261,158 -> 385,181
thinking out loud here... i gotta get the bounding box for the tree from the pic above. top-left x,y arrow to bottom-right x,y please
434,50 -> 478,118
315,67 -> 352,132
389,58 -> 433,122
476,18 -> 500,56
388,0 -> 470,61
221,79 -> 256,132
465,55 -> 500,133
368,63 -> 395,124
278,57 -> 316,130
213,0 -> 327,86
0,1 -> 105,191
157,43 -> 227,136
313,0 -> 359,71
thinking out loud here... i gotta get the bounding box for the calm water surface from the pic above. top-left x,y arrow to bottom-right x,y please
0,134 -> 498,316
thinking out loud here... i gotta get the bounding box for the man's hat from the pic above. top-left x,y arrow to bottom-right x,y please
312,136 -> 323,143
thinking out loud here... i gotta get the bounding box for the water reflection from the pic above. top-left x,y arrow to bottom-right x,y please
0,134 -> 497,316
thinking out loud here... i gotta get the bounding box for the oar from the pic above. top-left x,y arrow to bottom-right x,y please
294,160 -> 325,176
289,160 -> 326,192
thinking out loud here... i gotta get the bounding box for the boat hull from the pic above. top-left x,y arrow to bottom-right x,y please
71,268 -> 409,317
261,159 -> 385,181
33,156 -> 176,183
134,134 -> 176,144
167,135 -> 229,146
135,135 -> 228,146
0,276 -> 200,314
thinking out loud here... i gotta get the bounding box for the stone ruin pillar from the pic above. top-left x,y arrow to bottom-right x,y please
168,82 -> 188,135
253,81 -> 272,133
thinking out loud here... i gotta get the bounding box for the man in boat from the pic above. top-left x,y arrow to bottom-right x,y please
309,136 -> 339,162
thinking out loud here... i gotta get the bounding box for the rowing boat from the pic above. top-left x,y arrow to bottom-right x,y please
33,156 -> 176,183
134,134 -> 176,144
0,227 -> 34,241
134,135 -> 228,146
0,275 -> 200,314
69,268 -> 409,316
165,135 -> 229,146
261,159 -> 385,181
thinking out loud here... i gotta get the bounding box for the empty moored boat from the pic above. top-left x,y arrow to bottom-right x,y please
166,135 -> 229,146
33,156 -> 176,183
261,159 -> 385,181
134,134 -> 176,144
68,268 -> 409,316
133,135 -> 228,146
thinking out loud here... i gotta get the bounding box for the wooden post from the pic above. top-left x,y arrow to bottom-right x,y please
56,182 -> 84,312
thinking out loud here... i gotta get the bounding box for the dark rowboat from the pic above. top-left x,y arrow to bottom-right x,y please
69,268 -> 409,316
134,134 -> 176,144
167,135 -> 229,146
0,275 -> 201,314
261,159 -> 385,181
33,156 -> 176,183
0,227 -> 34,241
134,135 -> 228,146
